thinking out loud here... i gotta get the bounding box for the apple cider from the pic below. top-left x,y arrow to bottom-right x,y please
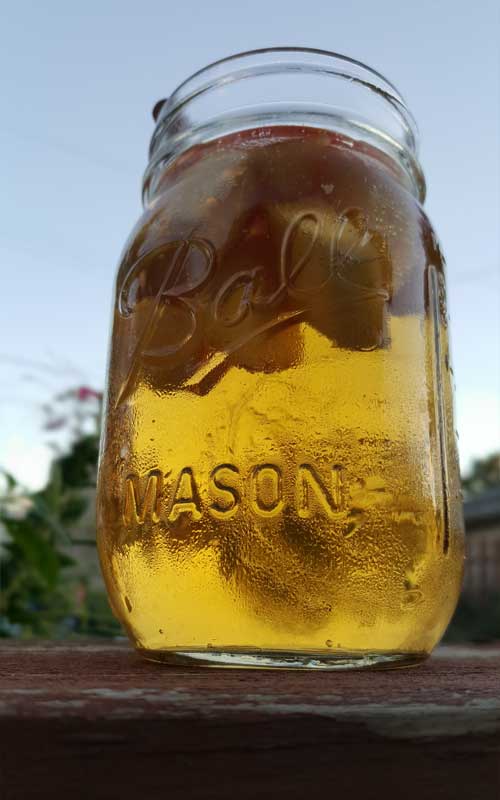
97,51 -> 464,668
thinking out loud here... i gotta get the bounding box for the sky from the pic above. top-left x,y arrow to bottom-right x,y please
1,0 -> 499,489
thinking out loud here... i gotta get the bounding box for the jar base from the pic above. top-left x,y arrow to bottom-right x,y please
137,646 -> 429,671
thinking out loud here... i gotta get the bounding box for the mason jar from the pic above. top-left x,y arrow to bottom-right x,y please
97,48 -> 464,669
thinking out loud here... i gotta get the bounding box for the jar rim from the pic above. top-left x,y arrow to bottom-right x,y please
155,47 -> 419,154
147,47 -> 425,203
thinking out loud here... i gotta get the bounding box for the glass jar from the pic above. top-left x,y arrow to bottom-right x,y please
97,48 -> 464,669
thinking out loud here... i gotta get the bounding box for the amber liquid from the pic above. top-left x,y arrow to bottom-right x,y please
97,127 -> 464,667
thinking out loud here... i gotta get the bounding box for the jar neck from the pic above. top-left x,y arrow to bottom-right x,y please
143,48 -> 425,206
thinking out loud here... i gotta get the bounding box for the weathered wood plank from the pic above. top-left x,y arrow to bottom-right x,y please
0,642 -> 499,799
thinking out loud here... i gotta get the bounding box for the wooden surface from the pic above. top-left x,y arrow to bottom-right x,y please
0,641 -> 499,799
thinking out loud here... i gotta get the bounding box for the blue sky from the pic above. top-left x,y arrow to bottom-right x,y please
1,0 -> 499,488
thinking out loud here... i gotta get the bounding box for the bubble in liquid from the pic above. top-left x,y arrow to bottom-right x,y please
401,589 -> 424,609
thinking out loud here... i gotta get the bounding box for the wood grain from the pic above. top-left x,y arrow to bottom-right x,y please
0,641 -> 498,799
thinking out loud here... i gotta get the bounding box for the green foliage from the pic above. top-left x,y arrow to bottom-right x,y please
462,452 -> 500,497
57,434 -> 100,489
0,388 -> 121,639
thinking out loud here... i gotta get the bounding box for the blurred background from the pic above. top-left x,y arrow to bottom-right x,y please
1,0 -> 499,641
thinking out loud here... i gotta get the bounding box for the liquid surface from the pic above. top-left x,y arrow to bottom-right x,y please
97,127 -> 464,659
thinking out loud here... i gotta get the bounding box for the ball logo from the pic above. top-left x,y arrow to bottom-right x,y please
115,208 -> 388,405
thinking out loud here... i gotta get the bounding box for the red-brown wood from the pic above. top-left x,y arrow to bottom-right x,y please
0,641 -> 499,799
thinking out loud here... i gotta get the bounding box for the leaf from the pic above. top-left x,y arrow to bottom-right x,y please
2,518 -> 60,589
60,493 -> 88,523
40,462 -> 63,512
57,434 -> 99,488
29,496 -> 72,545
1,470 -> 18,492
58,552 -> 76,568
